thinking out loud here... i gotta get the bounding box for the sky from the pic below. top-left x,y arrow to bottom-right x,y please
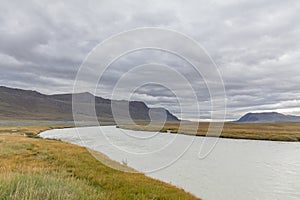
0,0 -> 300,121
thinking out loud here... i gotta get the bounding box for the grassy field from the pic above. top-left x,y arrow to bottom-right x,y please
119,122 -> 300,142
0,125 -> 199,200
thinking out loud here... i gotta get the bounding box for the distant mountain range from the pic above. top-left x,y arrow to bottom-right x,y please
237,112 -> 300,123
0,86 -> 179,123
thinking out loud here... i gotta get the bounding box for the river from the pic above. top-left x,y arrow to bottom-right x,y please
39,126 -> 300,200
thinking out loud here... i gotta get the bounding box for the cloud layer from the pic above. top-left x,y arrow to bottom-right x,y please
1,0 -> 300,120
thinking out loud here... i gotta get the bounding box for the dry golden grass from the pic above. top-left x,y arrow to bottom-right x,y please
119,122 -> 300,142
0,125 -> 199,200
0,125 -> 72,135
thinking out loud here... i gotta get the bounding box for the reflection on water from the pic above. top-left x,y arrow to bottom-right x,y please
40,126 -> 300,200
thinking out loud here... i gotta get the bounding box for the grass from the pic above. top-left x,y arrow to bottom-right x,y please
118,122 -> 300,142
0,173 -> 104,200
0,125 -> 199,200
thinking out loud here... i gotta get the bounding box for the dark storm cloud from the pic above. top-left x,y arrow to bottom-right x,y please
1,0 -> 300,120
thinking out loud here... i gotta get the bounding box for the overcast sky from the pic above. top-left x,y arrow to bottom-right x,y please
1,0 -> 300,121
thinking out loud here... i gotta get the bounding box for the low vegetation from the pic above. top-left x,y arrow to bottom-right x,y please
0,125 -> 199,200
119,122 -> 300,142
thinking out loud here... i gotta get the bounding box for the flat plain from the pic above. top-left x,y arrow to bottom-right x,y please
119,122 -> 300,142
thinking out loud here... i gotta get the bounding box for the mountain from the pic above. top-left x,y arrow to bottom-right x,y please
0,86 -> 179,123
237,112 -> 300,123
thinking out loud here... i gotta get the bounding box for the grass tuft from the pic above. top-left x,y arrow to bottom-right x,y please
0,172 -> 105,200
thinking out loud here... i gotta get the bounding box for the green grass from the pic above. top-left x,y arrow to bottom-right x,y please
0,173 -> 105,200
0,125 -> 199,200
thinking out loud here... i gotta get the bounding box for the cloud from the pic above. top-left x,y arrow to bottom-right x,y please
0,0 -> 300,120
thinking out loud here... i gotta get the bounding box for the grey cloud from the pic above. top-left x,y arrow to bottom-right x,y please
0,0 -> 300,120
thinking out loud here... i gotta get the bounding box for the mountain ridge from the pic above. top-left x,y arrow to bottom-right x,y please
0,86 -> 179,123
237,112 -> 300,123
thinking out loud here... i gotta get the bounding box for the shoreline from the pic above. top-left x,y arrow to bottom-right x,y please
39,126 -> 201,199
0,124 -> 199,199
38,125 -> 300,200
118,121 -> 300,142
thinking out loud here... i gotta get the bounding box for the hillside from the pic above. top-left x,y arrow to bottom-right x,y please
237,112 -> 300,123
0,86 -> 179,123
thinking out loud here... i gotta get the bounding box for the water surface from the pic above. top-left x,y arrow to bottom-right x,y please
40,126 -> 300,200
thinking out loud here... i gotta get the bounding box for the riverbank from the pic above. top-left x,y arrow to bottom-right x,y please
0,124 -> 199,200
118,121 -> 300,142
39,125 -> 300,200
